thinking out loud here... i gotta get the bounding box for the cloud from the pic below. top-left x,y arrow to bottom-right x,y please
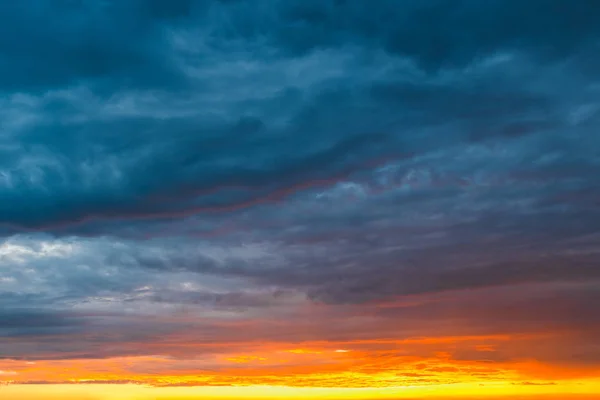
1,1 -> 598,234
0,309 -> 88,338
0,2 -> 188,93
1,0 -> 600,388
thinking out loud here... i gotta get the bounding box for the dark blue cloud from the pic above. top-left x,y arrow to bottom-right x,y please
189,0 -> 600,67
0,309 -> 87,338
0,1 -> 186,92
0,0 -> 598,234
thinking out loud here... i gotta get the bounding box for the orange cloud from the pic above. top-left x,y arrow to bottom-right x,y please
1,333 -> 599,391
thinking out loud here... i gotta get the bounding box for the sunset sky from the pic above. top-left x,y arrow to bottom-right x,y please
1,1 -> 600,399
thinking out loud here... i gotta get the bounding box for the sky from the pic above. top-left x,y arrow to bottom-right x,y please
1,1 -> 600,399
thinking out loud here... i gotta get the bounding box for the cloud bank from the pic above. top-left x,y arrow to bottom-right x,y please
1,0 -> 599,390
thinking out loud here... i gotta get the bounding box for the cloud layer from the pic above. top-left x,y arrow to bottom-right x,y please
1,0 -> 599,391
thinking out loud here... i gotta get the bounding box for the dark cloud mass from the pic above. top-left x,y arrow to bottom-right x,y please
1,0 -> 600,380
